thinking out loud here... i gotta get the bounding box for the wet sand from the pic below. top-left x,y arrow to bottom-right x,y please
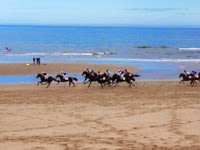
0,82 -> 200,150
0,63 -> 140,76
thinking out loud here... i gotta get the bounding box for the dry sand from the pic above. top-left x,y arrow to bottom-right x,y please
0,82 -> 200,150
0,63 -> 140,76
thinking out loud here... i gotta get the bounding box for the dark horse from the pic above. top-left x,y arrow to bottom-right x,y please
112,74 -> 135,88
179,73 -> 198,86
56,74 -> 78,87
36,73 -> 58,88
82,71 -> 91,83
97,74 -> 111,88
82,71 -> 98,87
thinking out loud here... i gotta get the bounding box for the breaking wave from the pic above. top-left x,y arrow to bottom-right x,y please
0,52 -> 115,56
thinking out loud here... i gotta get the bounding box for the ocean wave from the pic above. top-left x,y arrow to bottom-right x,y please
101,58 -> 200,62
178,48 -> 200,51
0,52 -> 115,56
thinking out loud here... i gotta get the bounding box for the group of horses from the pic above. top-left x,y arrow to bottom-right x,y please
36,70 -> 140,88
36,74 -> 78,88
179,72 -> 200,86
36,71 -> 199,88
82,71 -> 140,88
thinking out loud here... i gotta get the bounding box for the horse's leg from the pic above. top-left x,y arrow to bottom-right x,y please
72,81 -> 75,87
69,82 -> 71,87
37,81 -> 40,86
190,80 -> 195,86
56,80 -> 60,85
195,80 -> 197,86
88,81 -> 92,87
83,78 -> 87,83
128,82 -> 131,88
101,83 -> 103,89
131,81 -> 135,86
46,82 -> 50,88
84,80 -> 90,84
114,82 -> 119,87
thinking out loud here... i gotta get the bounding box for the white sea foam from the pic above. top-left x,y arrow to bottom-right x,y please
178,48 -> 200,51
101,58 -> 200,62
0,52 -> 114,56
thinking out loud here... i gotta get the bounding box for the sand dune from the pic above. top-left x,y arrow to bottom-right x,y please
0,82 -> 200,149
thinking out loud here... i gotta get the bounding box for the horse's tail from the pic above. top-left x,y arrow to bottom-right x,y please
136,74 -> 141,77
133,74 -> 141,77
73,78 -> 78,81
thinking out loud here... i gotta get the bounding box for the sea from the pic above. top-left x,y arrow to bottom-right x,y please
0,25 -> 200,84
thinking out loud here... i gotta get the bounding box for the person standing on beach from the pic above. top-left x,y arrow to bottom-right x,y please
33,57 -> 35,64
38,57 -> 41,65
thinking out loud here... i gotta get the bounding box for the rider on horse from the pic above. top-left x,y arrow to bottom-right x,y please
87,68 -> 92,74
98,71 -> 104,76
91,70 -> 98,76
42,72 -> 49,80
61,71 -> 68,80
106,69 -> 112,77
118,70 -> 125,80
184,70 -> 191,78
192,70 -> 198,78
125,69 -> 131,76
98,71 -> 105,80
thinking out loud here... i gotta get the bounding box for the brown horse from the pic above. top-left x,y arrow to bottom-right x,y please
82,71 -> 98,87
56,74 -> 78,87
112,74 -> 135,88
82,71 -> 91,83
179,73 -> 197,86
36,73 -> 58,88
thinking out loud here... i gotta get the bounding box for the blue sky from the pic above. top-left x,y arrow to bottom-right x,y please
0,0 -> 199,27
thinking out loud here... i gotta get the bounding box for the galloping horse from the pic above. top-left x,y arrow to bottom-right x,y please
36,73 -> 58,88
96,74 -> 111,88
179,73 -> 197,86
82,71 -> 91,83
56,74 -> 78,87
112,74 -> 135,88
82,71 -> 98,87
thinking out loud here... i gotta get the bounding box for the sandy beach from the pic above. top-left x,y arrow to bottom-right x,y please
0,63 -> 140,76
0,82 -> 200,150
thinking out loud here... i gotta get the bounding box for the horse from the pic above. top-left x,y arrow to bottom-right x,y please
179,73 -> 197,86
112,74 -> 135,88
96,74 -> 111,88
56,74 -> 78,87
36,73 -> 58,88
82,71 -> 91,83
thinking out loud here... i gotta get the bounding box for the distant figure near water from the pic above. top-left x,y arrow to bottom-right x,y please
4,47 -> 11,52
36,57 -> 41,65
33,57 -> 35,64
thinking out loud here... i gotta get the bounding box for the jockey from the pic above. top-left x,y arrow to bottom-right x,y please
118,70 -> 125,80
98,71 -> 105,80
192,70 -> 198,78
61,71 -> 68,80
184,70 -> 191,78
125,69 -> 131,76
42,72 -> 49,79
90,70 -> 96,76
106,69 -> 112,77
98,71 -> 104,76
87,68 -> 92,74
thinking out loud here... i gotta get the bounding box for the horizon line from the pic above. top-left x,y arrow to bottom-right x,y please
0,24 -> 200,28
